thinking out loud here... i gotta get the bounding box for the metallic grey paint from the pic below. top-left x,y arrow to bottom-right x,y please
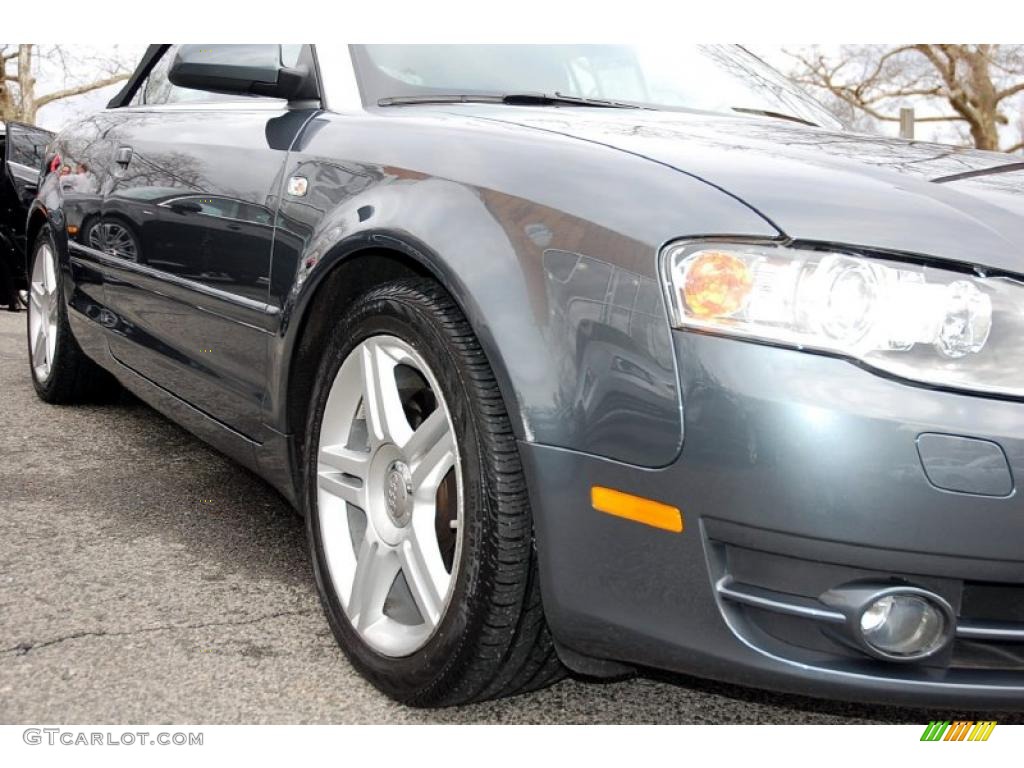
30,44 -> 1024,708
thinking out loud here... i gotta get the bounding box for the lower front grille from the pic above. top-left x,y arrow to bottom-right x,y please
707,532 -> 1024,673
953,639 -> 1024,670
962,582 -> 1024,624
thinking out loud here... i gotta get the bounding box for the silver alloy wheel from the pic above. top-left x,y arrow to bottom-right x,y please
317,335 -> 463,657
28,242 -> 59,382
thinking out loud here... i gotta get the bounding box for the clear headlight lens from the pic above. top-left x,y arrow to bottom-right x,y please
663,241 -> 1024,397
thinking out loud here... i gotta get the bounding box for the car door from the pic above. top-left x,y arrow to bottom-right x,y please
97,45 -> 311,440
2,122 -> 53,256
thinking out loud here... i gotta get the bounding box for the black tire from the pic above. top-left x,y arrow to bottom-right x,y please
28,225 -> 120,404
304,279 -> 565,706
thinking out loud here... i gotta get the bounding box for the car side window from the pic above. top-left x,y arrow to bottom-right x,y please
6,124 -> 50,170
236,202 -> 273,225
194,197 -> 239,219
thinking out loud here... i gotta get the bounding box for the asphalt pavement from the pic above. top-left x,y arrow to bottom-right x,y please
1,309 -> 1020,724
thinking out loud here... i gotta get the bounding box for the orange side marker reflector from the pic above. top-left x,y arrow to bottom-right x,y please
591,486 -> 683,533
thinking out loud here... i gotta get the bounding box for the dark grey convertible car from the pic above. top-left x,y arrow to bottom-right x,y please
26,44 -> 1024,708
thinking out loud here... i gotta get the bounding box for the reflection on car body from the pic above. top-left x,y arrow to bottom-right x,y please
24,43 -> 1024,710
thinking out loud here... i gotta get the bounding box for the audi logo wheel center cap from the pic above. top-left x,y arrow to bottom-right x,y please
384,461 -> 414,528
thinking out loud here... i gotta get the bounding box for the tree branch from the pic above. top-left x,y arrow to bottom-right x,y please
868,113 -> 962,123
34,74 -> 129,108
997,81 -> 1024,101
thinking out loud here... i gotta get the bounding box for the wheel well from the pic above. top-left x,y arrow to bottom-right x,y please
25,209 -> 47,272
285,248 -> 433,470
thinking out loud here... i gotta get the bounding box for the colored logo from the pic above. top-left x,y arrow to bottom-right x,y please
920,721 -> 996,741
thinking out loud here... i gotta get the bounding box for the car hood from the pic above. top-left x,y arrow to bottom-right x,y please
454,106 -> 1024,274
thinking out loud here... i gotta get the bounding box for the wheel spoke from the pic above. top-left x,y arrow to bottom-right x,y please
360,340 -> 412,447
42,249 -> 56,294
317,466 -> 367,508
319,444 -> 371,481
409,408 -> 456,497
405,407 -> 448,463
317,444 -> 370,506
398,532 -> 446,626
348,534 -> 400,630
29,284 -> 44,314
32,325 -> 47,368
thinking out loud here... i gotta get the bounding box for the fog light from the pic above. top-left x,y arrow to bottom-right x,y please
859,594 -> 948,659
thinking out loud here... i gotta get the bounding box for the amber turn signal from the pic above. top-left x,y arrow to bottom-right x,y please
681,250 -> 752,318
591,486 -> 683,533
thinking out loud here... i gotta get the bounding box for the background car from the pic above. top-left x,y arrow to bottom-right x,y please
0,120 -> 53,309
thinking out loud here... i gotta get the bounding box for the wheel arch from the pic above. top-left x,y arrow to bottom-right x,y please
25,177 -> 71,267
277,234 -> 530,498
25,204 -> 50,272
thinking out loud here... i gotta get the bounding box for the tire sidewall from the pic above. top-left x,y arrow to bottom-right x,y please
304,287 -> 494,702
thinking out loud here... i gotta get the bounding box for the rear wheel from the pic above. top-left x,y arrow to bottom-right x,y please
28,226 -> 120,403
305,279 -> 564,706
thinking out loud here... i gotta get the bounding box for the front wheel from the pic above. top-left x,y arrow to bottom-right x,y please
305,279 -> 564,706
28,226 -> 120,403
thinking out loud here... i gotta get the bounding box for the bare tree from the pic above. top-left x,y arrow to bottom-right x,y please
788,44 -> 1024,153
0,44 -> 133,125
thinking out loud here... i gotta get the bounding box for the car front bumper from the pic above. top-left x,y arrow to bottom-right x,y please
522,331 -> 1024,709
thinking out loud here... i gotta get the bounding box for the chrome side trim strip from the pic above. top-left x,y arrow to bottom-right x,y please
715,578 -> 846,624
956,620 -> 1024,642
87,248 -> 278,316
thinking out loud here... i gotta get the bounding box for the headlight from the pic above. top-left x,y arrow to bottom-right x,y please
662,241 -> 1024,398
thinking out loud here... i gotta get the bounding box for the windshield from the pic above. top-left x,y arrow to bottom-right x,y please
351,44 -> 843,129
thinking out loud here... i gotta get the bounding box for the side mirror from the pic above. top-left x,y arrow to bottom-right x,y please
168,44 -> 318,101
